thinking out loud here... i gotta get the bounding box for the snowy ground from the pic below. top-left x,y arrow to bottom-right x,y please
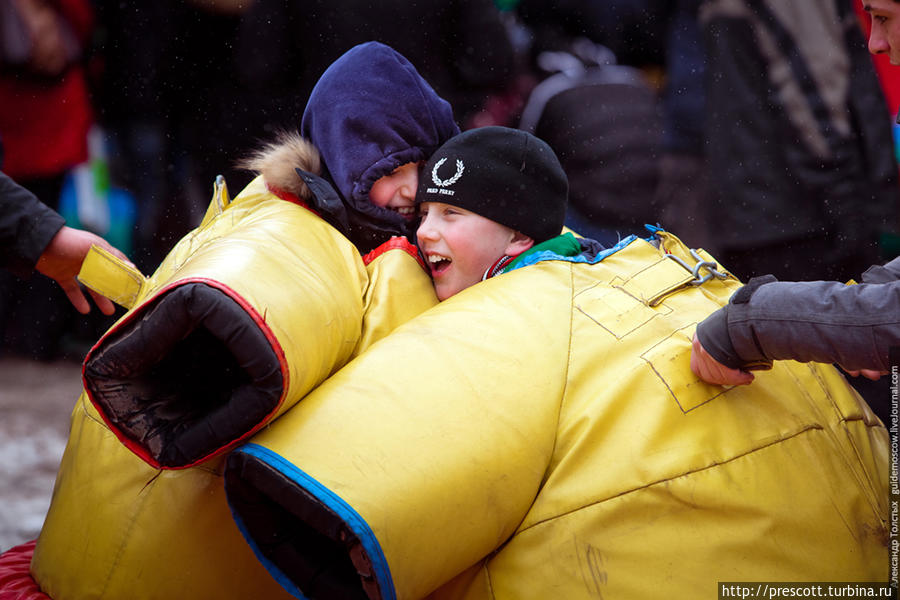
0,357 -> 82,552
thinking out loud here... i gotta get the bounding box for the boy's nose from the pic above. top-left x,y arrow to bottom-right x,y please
869,26 -> 889,55
416,214 -> 438,241
399,186 -> 415,202
400,173 -> 418,201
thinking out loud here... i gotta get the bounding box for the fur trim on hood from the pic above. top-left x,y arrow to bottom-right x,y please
238,43 -> 458,254
237,131 -> 321,201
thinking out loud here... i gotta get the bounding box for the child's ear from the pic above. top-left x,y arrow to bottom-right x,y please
506,231 -> 534,256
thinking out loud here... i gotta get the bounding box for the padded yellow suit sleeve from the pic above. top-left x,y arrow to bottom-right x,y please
357,236 -> 438,357
80,176 -> 369,469
225,263 -> 573,600
29,180 -> 442,600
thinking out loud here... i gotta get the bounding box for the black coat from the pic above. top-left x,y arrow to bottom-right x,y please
0,172 -> 65,279
702,0 -> 899,252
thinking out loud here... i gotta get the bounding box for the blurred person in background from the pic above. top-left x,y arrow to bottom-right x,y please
700,0 -> 898,283
691,0 -> 900,425
514,0 -> 666,245
0,0 -> 111,360
0,0 -> 92,196
654,0 -> 717,254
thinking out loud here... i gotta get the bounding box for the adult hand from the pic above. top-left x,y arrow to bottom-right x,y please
35,226 -> 131,315
690,333 -> 755,386
842,368 -> 888,381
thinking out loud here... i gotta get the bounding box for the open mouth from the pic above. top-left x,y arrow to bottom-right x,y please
427,253 -> 452,275
389,206 -> 416,220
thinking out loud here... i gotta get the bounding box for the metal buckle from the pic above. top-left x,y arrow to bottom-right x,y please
666,249 -> 728,285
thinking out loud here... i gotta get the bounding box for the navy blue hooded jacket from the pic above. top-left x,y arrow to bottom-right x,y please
301,42 -> 459,253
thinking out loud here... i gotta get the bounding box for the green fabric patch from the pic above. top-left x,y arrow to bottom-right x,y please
502,232 -> 582,274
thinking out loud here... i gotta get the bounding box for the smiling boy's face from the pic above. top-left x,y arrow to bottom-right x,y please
368,162 -> 420,220
417,201 -> 533,301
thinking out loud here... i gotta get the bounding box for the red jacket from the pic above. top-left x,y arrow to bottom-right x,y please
0,0 -> 93,179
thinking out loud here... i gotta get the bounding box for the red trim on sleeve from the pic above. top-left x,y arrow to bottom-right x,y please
266,184 -> 321,218
0,540 -> 51,600
362,236 -> 427,270
82,278 -> 290,470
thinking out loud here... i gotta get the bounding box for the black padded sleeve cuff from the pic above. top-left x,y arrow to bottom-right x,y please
84,281 -> 285,468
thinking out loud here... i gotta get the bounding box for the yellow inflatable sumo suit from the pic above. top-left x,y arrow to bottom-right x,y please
224,229 -> 890,600
27,41 -> 459,600
76,168 -> 434,470
29,145 -> 438,600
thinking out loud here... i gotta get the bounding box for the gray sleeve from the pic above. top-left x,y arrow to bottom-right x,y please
861,255 -> 900,283
724,279 -> 900,372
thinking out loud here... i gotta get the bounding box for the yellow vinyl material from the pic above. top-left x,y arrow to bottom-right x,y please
31,176 -> 437,599
239,231 -> 889,599
93,175 -> 370,433
77,244 -> 147,309
31,392 -> 295,600
357,240 -> 438,357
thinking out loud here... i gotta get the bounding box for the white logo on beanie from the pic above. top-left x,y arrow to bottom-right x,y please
431,158 -> 465,188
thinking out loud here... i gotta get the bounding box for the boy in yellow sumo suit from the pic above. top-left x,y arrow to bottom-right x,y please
224,127 -> 891,599
0,42 -> 459,600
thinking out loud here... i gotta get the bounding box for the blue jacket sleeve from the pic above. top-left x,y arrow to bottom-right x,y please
0,171 -> 66,278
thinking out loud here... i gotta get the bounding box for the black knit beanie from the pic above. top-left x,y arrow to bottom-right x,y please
416,126 -> 568,243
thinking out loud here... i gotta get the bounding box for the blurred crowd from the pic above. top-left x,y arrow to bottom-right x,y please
1,0 -> 899,363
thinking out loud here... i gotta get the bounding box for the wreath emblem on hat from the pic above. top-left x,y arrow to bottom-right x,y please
431,158 -> 465,187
